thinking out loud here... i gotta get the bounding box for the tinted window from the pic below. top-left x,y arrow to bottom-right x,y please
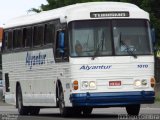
33,25 -> 44,46
13,29 -> 22,48
44,23 -> 55,44
23,27 -> 32,48
8,31 -> 13,49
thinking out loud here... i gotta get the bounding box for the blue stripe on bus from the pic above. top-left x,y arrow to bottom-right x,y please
70,91 -> 155,107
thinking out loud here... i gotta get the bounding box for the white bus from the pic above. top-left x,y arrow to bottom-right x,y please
1,2 -> 156,116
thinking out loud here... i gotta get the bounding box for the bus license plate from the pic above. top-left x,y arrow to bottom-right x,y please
109,81 -> 121,86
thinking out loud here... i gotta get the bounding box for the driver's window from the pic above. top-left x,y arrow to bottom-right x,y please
55,30 -> 69,62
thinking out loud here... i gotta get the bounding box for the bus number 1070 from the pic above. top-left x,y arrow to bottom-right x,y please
137,64 -> 148,68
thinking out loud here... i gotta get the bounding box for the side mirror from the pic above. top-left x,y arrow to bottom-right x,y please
151,28 -> 156,45
58,31 -> 65,53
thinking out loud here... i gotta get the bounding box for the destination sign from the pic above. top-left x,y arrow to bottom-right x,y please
90,12 -> 129,18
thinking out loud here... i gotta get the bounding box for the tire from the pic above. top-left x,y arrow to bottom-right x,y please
82,107 -> 93,116
29,107 -> 40,115
17,86 -> 29,115
72,108 -> 82,116
126,104 -> 140,116
58,85 -> 70,117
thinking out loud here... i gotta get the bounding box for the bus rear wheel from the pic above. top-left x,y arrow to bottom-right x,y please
17,86 -> 29,115
126,104 -> 140,116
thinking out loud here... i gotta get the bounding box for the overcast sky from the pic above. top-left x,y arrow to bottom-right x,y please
0,0 -> 47,26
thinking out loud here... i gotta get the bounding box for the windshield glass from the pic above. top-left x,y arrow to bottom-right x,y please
69,19 -> 152,57
69,20 -> 112,57
113,19 -> 152,55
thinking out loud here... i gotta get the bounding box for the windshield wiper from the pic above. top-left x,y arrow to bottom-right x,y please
119,33 -> 137,59
92,31 -> 104,60
91,42 -> 101,60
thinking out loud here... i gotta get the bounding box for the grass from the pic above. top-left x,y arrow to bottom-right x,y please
155,92 -> 160,102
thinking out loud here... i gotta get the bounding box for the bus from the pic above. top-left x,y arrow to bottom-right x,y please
1,2 -> 156,116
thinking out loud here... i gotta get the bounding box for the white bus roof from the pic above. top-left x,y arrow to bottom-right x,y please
3,2 -> 149,29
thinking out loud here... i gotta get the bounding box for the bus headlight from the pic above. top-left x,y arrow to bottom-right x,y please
134,80 -> 141,87
82,81 -> 89,89
89,81 -> 96,89
141,79 -> 147,86
81,81 -> 96,89
134,79 -> 148,88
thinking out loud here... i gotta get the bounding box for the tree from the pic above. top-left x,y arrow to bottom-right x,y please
30,0 -> 160,45
29,0 -> 106,12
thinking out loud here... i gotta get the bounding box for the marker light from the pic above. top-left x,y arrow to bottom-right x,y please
134,80 -> 141,87
150,78 -> 156,88
73,80 -> 78,90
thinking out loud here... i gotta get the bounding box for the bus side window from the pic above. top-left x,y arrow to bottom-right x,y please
23,27 -> 32,48
7,30 -> 13,50
13,29 -> 22,49
44,22 -> 55,45
4,31 -> 8,50
33,25 -> 44,47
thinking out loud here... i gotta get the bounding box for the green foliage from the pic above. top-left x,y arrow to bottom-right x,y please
30,0 -> 160,45
156,92 -> 160,102
35,0 -> 107,11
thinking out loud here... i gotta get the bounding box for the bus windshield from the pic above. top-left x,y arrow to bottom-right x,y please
69,19 -> 153,57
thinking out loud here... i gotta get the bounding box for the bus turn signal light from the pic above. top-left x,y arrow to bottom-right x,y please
73,80 -> 78,90
150,78 -> 155,88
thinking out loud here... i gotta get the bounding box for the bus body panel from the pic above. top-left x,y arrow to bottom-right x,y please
3,50 -> 155,107
70,56 -> 154,92
1,2 -> 155,115
69,56 -> 155,107
70,91 -> 154,107
3,2 -> 149,29
3,48 -> 59,106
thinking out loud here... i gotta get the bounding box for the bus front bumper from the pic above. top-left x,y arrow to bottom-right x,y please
70,91 -> 155,107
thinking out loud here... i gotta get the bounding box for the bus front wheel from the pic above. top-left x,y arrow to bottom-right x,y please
58,85 -> 70,117
29,107 -> 40,115
82,107 -> 93,116
126,104 -> 140,116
